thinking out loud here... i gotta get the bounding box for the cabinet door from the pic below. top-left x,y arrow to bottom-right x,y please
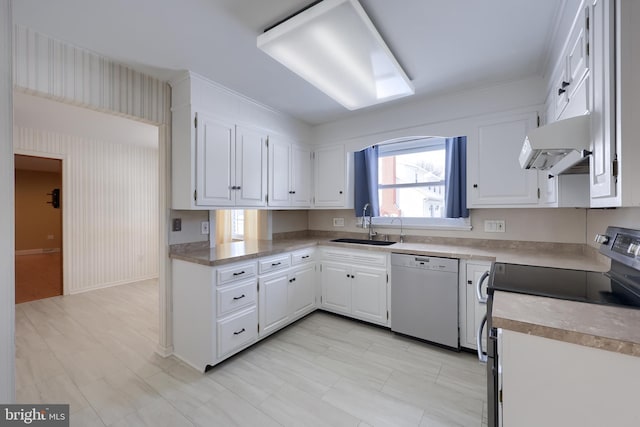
236,125 -> 268,207
268,137 -> 292,207
463,262 -> 490,350
196,114 -> 235,206
259,273 -> 290,337
320,261 -> 351,315
314,145 -> 346,207
291,144 -> 312,207
589,0 -> 616,204
351,266 -> 388,325
289,263 -> 316,319
567,7 -> 589,98
468,112 -> 539,207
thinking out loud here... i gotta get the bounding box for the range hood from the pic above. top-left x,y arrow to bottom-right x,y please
519,114 -> 591,176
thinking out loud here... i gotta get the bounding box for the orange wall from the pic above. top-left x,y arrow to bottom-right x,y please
15,170 -> 62,251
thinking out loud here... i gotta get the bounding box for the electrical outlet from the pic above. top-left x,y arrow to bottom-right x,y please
333,217 -> 345,227
201,221 -> 210,235
484,220 -> 506,233
47,235 -> 54,240
172,218 -> 182,232
484,220 -> 497,232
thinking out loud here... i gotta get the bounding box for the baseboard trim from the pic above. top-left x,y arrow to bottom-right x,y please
15,248 -> 61,256
67,275 -> 159,295
155,344 -> 174,358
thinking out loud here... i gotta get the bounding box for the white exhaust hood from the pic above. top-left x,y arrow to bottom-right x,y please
519,114 -> 591,176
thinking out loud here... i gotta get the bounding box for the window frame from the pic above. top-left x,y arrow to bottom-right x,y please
370,137 -> 471,231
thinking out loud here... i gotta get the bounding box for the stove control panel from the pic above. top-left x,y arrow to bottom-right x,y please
612,234 -> 640,259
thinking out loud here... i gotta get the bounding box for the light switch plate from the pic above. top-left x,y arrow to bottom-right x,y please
333,217 -> 345,227
172,218 -> 182,232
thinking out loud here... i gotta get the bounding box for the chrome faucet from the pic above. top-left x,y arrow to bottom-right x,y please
362,203 -> 377,240
391,217 -> 405,243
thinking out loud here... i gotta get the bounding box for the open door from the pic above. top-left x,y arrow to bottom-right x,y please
14,154 -> 63,303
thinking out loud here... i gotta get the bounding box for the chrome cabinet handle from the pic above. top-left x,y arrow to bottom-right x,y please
477,315 -> 488,363
232,294 -> 245,300
476,271 -> 489,304
233,328 -> 245,335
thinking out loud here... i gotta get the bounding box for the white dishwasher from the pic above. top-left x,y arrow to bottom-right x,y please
390,253 -> 459,349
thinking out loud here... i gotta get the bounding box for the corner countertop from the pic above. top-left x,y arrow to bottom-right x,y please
169,237 -> 610,272
492,291 -> 640,357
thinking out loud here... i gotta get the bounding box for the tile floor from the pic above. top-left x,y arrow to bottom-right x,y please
15,279 -> 488,426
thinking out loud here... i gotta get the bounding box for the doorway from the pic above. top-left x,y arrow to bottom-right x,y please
14,154 -> 63,303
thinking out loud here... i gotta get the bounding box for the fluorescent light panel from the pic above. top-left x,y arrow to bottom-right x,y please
257,0 -> 414,110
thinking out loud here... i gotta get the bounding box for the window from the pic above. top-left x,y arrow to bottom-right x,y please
372,137 -> 471,230
231,209 -> 244,240
378,138 -> 446,219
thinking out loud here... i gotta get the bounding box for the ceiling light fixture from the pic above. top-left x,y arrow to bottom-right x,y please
257,0 -> 414,110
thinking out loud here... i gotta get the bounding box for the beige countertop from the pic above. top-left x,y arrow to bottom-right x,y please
170,237 -> 609,272
493,292 -> 640,357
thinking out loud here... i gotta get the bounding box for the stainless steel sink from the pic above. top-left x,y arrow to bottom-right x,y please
330,238 -> 396,246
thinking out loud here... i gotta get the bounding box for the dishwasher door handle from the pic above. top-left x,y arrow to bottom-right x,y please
477,314 -> 488,363
476,271 -> 489,304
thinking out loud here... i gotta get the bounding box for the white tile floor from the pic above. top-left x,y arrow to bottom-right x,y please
15,279 -> 488,426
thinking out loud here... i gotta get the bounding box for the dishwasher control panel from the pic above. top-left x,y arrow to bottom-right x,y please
390,254 -> 458,273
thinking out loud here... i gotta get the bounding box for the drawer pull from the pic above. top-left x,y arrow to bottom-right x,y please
271,262 -> 281,266
233,328 -> 246,335
301,255 -> 310,259
232,271 -> 245,276
232,294 -> 246,300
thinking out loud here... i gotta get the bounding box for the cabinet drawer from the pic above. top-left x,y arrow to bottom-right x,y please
217,280 -> 257,317
258,254 -> 291,275
291,248 -> 315,265
217,261 -> 257,285
217,307 -> 258,358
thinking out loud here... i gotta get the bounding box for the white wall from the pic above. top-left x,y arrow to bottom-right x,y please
272,210 -> 309,234
309,208 -> 588,244
0,0 -> 15,404
311,76 -> 546,150
169,210 -> 209,245
15,126 -> 159,294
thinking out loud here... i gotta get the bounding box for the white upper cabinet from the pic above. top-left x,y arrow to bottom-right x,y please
192,116 -> 267,208
169,71 -> 308,210
195,114 -> 235,206
268,137 -> 312,208
313,145 -> 348,208
589,0 -> 617,205
235,125 -> 268,207
291,144 -> 312,207
468,112 -> 540,207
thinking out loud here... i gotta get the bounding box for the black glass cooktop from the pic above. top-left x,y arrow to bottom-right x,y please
489,263 -> 640,309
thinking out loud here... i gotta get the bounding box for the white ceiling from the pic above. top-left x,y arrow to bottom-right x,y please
12,0 -> 564,125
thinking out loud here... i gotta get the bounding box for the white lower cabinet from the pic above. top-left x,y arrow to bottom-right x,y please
351,266 -> 388,324
500,329 -> 640,426
172,249 -> 317,372
259,272 -> 290,336
217,307 -> 258,358
258,252 -> 317,338
460,260 -> 491,350
320,261 -> 352,315
320,248 -> 389,326
289,263 -> 316,318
